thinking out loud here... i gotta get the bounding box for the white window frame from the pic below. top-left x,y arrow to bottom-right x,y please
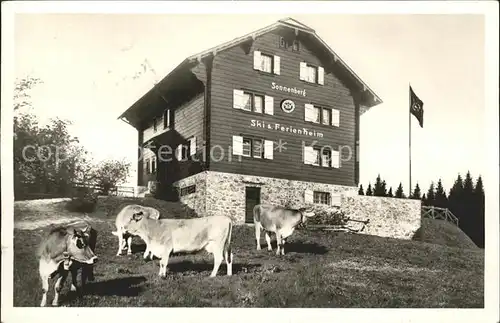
299,62 -> 324,85
253,51 -> 280,75
233,89 -> 273,115
305,104 -> 340,127
233,135 -> 273,160
313,191 -> 331,205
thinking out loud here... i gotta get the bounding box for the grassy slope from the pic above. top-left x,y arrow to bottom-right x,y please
13,197 -> 484,308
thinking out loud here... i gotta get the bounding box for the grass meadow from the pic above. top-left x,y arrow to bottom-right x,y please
13,197 -> 484,308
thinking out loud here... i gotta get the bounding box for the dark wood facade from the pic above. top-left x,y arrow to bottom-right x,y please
210,28 -> 360,186
118,19 -> 381,193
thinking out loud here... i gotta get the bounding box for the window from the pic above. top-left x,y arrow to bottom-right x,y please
254,95 -> 264,113
253,51 -> 280,75
241,92 -> 264,113
151,157 -> 157,173
299,62 -> 324,85
233,135 -> 273,160
260,54 -> 273,73
304,146 -> 340,168
292,40 -> 300,52
305,65 -> 317,83
163,109 -> 170,129
145,158 -> 150,174
175,137 -> 196,161
311,148 -> 320,166
321,149 -> 331,167
180,185 -> 196,197
305,104 -> 340,127
233,90 -> 273,115
241,137 -> 263,158
314,191 -> 331,205
252,139 -> 264,158
242,138 -> 251,157
153,118 -> 158,132
322,108 -> 331,126
182,141 -> 191,160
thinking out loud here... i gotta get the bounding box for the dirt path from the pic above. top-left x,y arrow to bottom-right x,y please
14,198 -> 105,230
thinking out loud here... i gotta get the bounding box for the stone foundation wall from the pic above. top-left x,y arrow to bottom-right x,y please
172,172 -> 207,217
340,195 -> 421,240
171,171 -> 421,240
205,171 -> 358,223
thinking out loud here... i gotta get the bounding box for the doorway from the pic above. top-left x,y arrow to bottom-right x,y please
245,186 -> 261,223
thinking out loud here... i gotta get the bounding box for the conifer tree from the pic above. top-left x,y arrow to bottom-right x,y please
434,179 -> 448,208
460,171 -> 475,243
411,183 -> 422,199
448,173 -> 465,237
358,184 -> 365,195
387,187 -> 393,197
373,174 -> 387,197
395,183 -> 405,198
473,176 -> 485,248
426,182 -> 436,206
366,183 -> 373,196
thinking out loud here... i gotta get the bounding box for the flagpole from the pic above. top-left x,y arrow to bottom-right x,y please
409,83 -> 412,198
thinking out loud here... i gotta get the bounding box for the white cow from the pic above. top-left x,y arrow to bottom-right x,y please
123,211 -> 233,278
253,204 -> 315,256
111,204 -> 160,259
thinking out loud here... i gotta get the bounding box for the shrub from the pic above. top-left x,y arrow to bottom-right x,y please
65,186 -> 98,213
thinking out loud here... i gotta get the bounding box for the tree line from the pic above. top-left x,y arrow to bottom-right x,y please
358,173 -> 485,248
13,76 -> 131,200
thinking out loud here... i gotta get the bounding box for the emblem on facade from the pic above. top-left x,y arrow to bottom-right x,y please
281,99 -> 296,114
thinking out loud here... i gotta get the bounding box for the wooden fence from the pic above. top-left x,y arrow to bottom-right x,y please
16,181 -> 136,200
421,206 -> 459,226
73,182 -> 136,197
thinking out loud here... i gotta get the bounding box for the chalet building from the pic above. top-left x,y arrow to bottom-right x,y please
118,18 -> 382,223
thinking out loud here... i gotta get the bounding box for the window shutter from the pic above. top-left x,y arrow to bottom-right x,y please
303,146 -> 315,165
332,150 -> 340,168
233,89 -> 245,110
232,135 -> 243,156
273,56 -> 281,75
332,109 -> 340,127
264,96 -> 274,115
264,140 -> 274,160
304,104 -> 315,122
175,145 -> 182,161
304,189 -> 314,204
299,62 -> 307,81
190,137 -> 196,156
331,194 -> 342,206
253,51 -> 261,70
318,66 -> 325,85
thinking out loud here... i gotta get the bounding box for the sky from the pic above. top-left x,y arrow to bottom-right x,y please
14,13 -> 486,193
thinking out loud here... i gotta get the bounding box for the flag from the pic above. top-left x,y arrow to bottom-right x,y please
410,86 -> 424,127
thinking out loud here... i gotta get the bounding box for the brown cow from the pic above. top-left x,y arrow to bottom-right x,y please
253,204 -> 315,256
38,221 -> 98,306
123,212 -> 233,278
111,204 -> 160,259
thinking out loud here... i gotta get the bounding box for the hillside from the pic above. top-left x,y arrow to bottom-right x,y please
412,218 -> 478,250
13,197 -> 484,308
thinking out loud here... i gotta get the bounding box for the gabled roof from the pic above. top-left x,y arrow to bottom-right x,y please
119,17 -> 382,124
183,17 -> 382,107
